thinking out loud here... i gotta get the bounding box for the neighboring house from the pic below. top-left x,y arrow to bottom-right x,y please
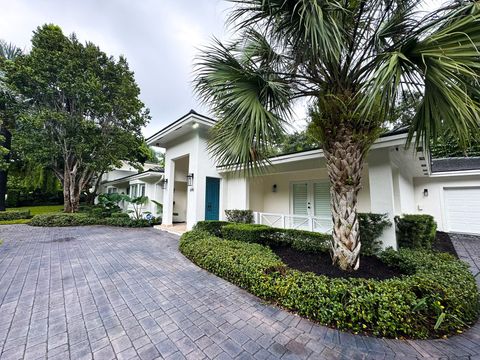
112,109 -> 477,247
100,161 -> 164,216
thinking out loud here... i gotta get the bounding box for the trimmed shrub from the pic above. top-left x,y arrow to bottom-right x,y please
222,223 -> 274,243
224,209 -> 254,224
101,217 -> 151,228
111,212 -> 130,219
193,221 -> 231,237
359,213 -> 392,255
29,213 -> 154,228
180,230 -> 479,339
0,210 -> 31,221
29,213 -> 97,227
396,214 -> 437,250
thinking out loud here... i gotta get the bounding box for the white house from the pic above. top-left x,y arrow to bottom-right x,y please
108,109 -> 479,246
100,161 -> 164,216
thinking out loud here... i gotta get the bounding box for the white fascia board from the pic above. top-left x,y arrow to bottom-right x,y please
103,172 -> 164,186
429,169 -> 480,177
217,133 -> 409,173
147,114 -> 215,146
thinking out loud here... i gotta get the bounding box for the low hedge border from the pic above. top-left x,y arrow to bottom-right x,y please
194,213 -> 391,256
29,213 -> 155,228
0,210 -> 31,221
180,230 -> 479,339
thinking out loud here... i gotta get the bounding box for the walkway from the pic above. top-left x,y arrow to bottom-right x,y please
0,225 -> 479,359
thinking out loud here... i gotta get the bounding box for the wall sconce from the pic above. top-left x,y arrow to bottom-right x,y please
162,179 -> 168,190
423,188 -> 428,197
272,184 -> 277,193
187,173 -> 194,186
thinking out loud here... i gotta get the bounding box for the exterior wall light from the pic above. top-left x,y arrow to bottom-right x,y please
187,173 -> 194,186
272,184 -> 277,193
192,123 -> 199,129
423,188 -> 428,197
162,179 -> 168,190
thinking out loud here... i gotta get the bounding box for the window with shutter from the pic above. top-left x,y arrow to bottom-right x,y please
313,182 -> 331,219
292,183 -> 309,216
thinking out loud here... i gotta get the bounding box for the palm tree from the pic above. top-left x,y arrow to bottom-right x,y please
194,0 -> 480,271
0,40 -> 22,211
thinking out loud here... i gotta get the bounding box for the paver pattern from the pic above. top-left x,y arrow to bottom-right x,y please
451,233 -> 480,288
0,225 -> 479,360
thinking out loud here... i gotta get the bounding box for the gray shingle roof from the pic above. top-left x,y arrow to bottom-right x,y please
431,157 -> 480,173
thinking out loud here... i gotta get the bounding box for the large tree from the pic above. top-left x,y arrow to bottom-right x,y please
7,24 -> 149,212
194,0 -> 480,270
0,40 -> 23,211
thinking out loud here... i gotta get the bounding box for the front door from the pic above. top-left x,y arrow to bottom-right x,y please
205,177 -> 220,220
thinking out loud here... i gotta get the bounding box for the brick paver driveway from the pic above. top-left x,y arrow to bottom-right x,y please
0,225 -> 479,360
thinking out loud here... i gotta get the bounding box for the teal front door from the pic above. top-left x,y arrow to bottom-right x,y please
205,177 -> 220,220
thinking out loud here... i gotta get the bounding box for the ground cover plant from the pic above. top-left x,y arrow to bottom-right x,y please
180,229 -> 479,339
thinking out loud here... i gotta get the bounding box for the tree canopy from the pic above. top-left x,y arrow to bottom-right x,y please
6,24 -> 150,212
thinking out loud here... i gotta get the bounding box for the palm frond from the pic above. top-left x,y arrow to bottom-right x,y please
194,36 -> 293,174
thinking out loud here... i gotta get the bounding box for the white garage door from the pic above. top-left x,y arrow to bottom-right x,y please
444,187 -> 480,234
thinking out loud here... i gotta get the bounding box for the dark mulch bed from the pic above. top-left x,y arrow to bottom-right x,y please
433,231 -> 458,258
271,246 -> 402,280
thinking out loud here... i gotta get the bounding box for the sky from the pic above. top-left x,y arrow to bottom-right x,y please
0,0 -> 235,136
0,0 -> 440,137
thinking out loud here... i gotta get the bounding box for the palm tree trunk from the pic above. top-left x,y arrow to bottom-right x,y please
0,125 -> 12,212
324,125 -> 366,271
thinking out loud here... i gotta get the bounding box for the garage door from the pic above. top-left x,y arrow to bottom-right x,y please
444,187 -> 480,234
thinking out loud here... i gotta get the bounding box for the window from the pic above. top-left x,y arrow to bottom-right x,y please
129,183 -> 145,198
129,184 -> 138,197
291,180 -> 331,218
107,187 -> 118,194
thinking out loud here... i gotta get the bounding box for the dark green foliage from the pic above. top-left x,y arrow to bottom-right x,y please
0,210 -> 30,220
224,209 -> 254,223
396,215 -> 437,250
359,213 -> 392,255
29,213 -> 155,228
5,189 -> 20,207
193,221 -> 231,237
111,212 -> 130,219
101,217 -> 152,228
29,213 -> 97,227
222,223 -> 273,243
195,214 -> 386,255
180,230 -> 479,339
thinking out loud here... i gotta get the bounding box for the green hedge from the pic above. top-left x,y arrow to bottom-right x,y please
0,210 -> 31,221
193,221 -> 231,237
180,230 -> 479,339
396,214 -> 437,250
29,213 -> 154,228
359,213 -> 392,255
196,212 -> 389,256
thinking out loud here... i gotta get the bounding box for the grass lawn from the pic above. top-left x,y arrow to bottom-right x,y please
7,204 -> 64,216
1,204 -> 64,225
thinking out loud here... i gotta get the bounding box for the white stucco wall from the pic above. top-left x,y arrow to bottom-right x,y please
163,129 -> 221,229
413,174 -> 480,231
238,168 -> 371,215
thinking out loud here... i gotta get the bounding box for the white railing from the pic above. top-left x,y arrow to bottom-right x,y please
254,212 -> 332,233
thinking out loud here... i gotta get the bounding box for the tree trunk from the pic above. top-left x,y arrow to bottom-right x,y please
62,163 -> 81,213
323,125 -> 366,271
0,125 -> 12,212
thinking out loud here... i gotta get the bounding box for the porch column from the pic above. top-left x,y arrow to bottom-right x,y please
367,150 -> 397,249
162,159 -> 175,226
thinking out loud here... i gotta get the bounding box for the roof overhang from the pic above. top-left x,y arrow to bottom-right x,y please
217,132 -> 415,173
147,110 -> 216,148
103,171 -> 164,187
